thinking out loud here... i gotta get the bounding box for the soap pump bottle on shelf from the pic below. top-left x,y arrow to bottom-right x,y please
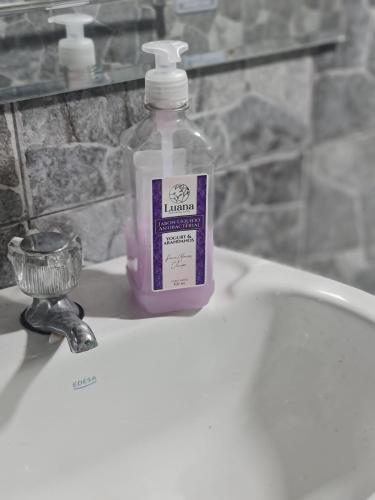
48,13 -> 96,86
125,40 -> 215,314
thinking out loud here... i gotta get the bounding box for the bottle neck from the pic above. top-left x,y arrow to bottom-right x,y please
146,102 -> 188,114
147,104 -> 189,129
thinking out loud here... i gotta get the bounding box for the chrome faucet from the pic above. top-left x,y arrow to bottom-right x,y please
8,231 -> 98,354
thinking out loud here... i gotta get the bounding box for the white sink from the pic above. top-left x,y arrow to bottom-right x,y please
1,248 -> 375,500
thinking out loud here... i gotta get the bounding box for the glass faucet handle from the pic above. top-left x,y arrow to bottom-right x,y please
8,231 -> 82,298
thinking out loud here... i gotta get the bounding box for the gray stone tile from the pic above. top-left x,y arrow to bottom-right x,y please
105,32 -> 139,67
245,57 -> 313,128
26,9 -> 54,36
301,244 -> 375,295
315,0 -> 370,72
244,2 -> 290,46
264,0 -> 294,21
291,3 -> 322,42
0,75 -> 12,88
165,5 -> 216,46
39,45 -> 60,81
207,14 -> 243,52
307,139 -> 358,193
360,183 -> 375,262
64,86 -> 127,147
214,155 -> 303,220
354,267 -> 375,294
106,145 -> 130,195
75,4 -> 100,18
26,145 -> 106,216
25,144 -> 112,216
308,131 -> 375,194
15,95 -> 75,148
123,82 -> 147,128
0,107 -> 18,188
193,114 -> 231,169
0,15 -> 44,84
188,75 -> 207,115
223,94 -> 307,164
249,155 -> 303,205
97,0 -> 139,28
88,25 -> 113,69
0,222 -> 27,289
243,20 -> 269,47
313,71 -> 375,142
187,11 -> 217,36
242,0 -> 262,26
193,57 -> 313,130
303,254 -> 346,283
303,171 -> 359,256
319,0 -> 343,34
366,19 -> 375,77
221,0 -> 243,21
138,5 -> 156,56
301,247 -> 369,290
214,169 -> 250,220
0,189 -> 23,225
215,204 -> 303,265
31,197 -> 125,263
182,25 -> 210,54
193,66 -> 249,113
97,1 -> 141,67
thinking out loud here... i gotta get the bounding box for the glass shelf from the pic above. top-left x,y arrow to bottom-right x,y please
0,0 -> 346,104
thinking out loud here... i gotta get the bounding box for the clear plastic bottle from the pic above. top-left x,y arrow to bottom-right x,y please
125,40 -> 215,314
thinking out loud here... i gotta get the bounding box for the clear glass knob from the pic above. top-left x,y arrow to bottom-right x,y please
8,232 -> 82,298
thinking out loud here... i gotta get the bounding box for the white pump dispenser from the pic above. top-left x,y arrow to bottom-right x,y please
48,14 -> 96,71
142,40 -> 189,109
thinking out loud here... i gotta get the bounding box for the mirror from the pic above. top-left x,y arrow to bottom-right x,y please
0,0 -> 345,104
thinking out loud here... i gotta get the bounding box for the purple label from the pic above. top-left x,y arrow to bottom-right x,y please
155,215 -> 205,234
151,174 -> 208,292
152,179 -> 163,291
196,175 -> 207,286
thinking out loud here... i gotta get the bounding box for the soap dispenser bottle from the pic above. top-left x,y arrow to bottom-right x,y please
125,40 -> 215,314
48,13 -> 96,85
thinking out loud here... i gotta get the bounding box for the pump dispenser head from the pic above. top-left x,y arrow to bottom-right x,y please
48,14 -> 96,71
142,40 -> 189,109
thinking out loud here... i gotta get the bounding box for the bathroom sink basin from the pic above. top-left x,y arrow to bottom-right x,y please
1,247 -> 375,500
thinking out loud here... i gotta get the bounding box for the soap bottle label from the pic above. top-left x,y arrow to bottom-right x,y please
151,174 -> 207,291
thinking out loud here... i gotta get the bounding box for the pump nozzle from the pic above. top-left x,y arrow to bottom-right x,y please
49,13 -> 96,71
142,40 -> 188,70
49,13 -> 93,38
142,40 -> 189,109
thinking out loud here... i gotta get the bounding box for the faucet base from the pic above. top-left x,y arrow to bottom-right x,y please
20,301 -> 85,336
19,296 -> 97,353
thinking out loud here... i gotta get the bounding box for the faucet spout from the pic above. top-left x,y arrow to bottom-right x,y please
58,316 -> 98,354
21,297 -> 98,354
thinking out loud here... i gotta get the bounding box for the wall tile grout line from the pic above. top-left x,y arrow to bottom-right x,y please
296,149 -> 312,267
10,102 -> 33,228
28,193 -> 126,221
0,220 -> 28,230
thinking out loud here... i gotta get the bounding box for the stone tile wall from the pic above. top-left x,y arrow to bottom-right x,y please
1,0 -> 375,294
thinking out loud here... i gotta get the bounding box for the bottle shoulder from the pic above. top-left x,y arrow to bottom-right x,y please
127,111 -> 213,154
